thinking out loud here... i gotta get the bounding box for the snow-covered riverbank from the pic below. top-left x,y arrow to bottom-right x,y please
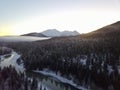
0,50 -> 88,90
33,69 -> 88,90
0,51 -> 24,72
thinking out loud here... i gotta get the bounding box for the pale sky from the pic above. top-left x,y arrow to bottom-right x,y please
0,0 -> 120,36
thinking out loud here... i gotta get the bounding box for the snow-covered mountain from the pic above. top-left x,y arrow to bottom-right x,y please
41,29 -> 61,37
41,29 -> 80,37
61,30 -> 79,36
22,29 -> 80,37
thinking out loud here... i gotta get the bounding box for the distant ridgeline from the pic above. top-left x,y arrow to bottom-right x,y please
2,21 -> 120,90
22,29 -> 80,37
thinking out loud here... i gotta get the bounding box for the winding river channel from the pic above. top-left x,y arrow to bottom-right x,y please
0,51 -> 86,90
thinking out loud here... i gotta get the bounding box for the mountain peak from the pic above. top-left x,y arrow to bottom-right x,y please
45,29 -> 59,32
22,29 -> 80,37
41,29 -> 61,37
41,29 -> 79,37
61,30 -> 79,36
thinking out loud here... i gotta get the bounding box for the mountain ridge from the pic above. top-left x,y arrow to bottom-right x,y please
21,32 -> 46,37
22,29 -> 80,37
80,21 -> 120,38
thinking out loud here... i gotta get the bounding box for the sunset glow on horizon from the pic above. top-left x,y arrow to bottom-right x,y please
0,0 -> 120,36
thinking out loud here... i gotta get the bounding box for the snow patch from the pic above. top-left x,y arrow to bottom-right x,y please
80,58 -> 87,65
0,51 -> 25,72
117,66 -> 120,74
33,69 -> 88,90
107,65 -> 114,75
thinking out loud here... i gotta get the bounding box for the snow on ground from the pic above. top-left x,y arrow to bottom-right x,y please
0,54 -> 11,62
33,69 -> 88,90
80,58 -> 87,65
107,65 -> 114,75
37,81 -> 52,90
117,65 -> 120,74
0,51 -> 25,72
107,65 -> 120,75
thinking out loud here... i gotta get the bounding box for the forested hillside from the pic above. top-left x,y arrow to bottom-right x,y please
1,21 -> 120,90
0,66 -> 48,90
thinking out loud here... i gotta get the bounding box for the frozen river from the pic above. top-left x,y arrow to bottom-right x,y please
0,51 -> 87,90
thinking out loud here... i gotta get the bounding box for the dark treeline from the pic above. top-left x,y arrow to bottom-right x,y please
0,66 -> 47,90
1,22 -> 120,90
0,47 -> 12,55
